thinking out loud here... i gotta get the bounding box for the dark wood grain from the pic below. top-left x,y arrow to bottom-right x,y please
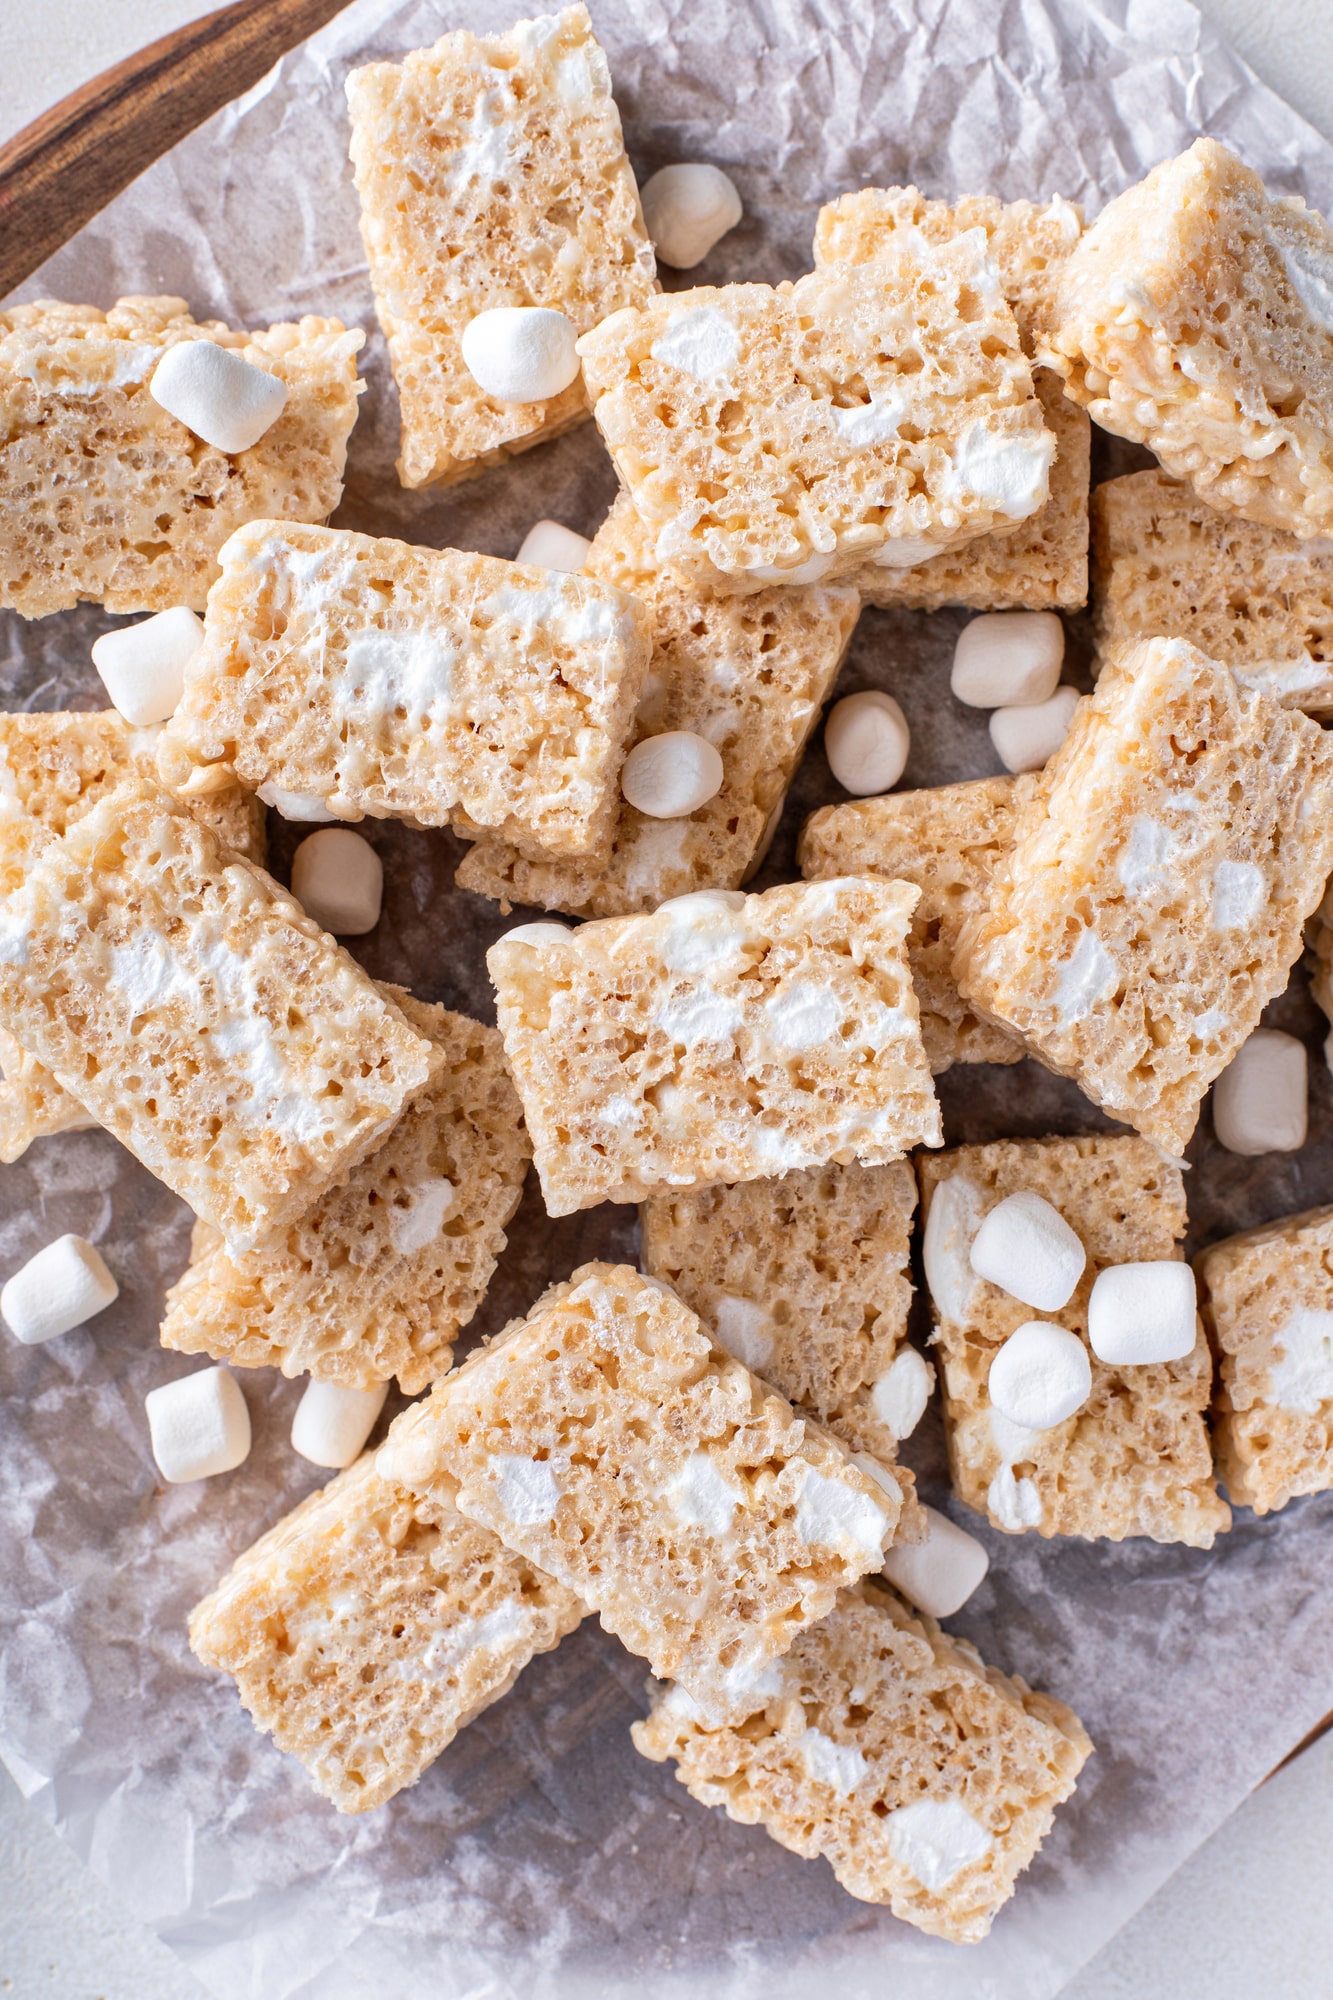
0,0 -> 351,302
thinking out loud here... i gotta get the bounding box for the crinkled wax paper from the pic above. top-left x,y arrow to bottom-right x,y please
3,2 -> 1333,1995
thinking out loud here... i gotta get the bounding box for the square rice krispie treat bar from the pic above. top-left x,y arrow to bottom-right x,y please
1093,469 -> 1333,712
1041,138 -> 1333,540
954,638 -> 1333,1154
488,880 -> 940,1217
632,1579 -> 1091,1944
190,1451 -> 584,1813
156,521 -> 651,860
456,496 -> 861,915
0,783 -> 434,1250
799,775 -> 1033,1075
161,994 -> 530,1392
918,1135 -> 1229,1545
577,239 -> 1055,593
376,1263 -> 908,1719
1197,1204 -> 1333,1516
0,298 -> 363,617
346,4 -> 657,489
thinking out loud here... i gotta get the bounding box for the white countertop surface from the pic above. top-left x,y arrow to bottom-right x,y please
1,2 -> 1332,1995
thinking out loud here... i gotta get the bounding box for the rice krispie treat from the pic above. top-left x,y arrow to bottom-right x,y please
576,240 -> 1055,593
632,1578 -> 1091,1944
1197,1205 -> 1333,1516
156,521 -> 651,860
376,1263 -> 907,1718
0,783 -> 434,1250
954,638 -> 1333,1154
0,298 -> 363,617
161,995 -> 529,1392
918,1136 -> 1229,1545
487,879 -> 940,1217
456,497 -> 860,915
800,776 -> 1033,1074
190,1451 -> 584,1812
345,4 -> 656,489
1092,469 -> 1333,712
1041,139 -> 1333,540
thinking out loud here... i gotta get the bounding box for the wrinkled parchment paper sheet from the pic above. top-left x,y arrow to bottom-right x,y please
3,2 -> 1333,1995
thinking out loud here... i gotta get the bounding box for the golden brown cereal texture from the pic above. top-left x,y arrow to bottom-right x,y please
0,297 -> 363,617
456,496 -> 860,914
487,879 -> 941,1217
0,783 -> 433,1250
918,1135 -> 1230,1546
376,1263 -> 907,1718
1197,1205 -> 1333,1515
953,639 -> 1333,1154
189,1452 -> 584,1813
632,1579 -> 1091,1944
345,3 -> 656,488
1041,138 -> 1333,540
161,994 -> 530,1392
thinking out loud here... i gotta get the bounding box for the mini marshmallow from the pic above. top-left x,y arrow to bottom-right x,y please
951,611 -> 1064,709
621,730 -> 724,817
1212,1027 -> 1308,1156
499,921 -> 574,947
291,827 -> 383,936
257,782 -> 337,822
871,1347 -> 933,1441
460,307 -> 580,402
640,163 -> 744,270
987,1320 -> 1092,1430
989,685 -> 1081,773
145,1367 -> 251,1483
881,1503 -> 990,1619
823,690 -> 910,796
1087,1260 -> 1198,1366
149,340 -> 288,454
516,519 -> 593,572
969,1190 -> 1086,1311
1,1234 -> 118,1345
291,1378 -> 389,1470
91,606 -> 203,728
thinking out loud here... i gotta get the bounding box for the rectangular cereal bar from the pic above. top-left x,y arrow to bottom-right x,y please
189,1451 -> 584,1813
954,638 -> 1333,1153
456,497 -> 860,915
1197,1204 -> 1333,1516
375,1263 -> 908,1719
487,879 -> 940,1216
346,4 -> 656,489
156,521 -> 651,861
918,1135 -> 1229,1545
632,1578 -> 1091,1944
0,783 -> 434,1249
0,298 -> 363,616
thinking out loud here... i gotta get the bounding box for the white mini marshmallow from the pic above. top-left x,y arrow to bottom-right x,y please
291,827 -> 383,936
640,163 -> 744,269
499,921 -> 573,947
951,611 -> 1065,708
516,519 -> 593,572
823,690 -> 910,795
291,1378 -> 389,1470
881,1503 -> 990,1619
257,782 -> 337,822
460,307 -> 580,402
91,606 -> 203,727
2,1234 -> 118,1345
1212,1028 -> 1308,1156
1087,1261 -> 1198,1366
969,1190 -> 1086,1311
989,684 -> 1080,773
621,730 -> 724,817
145,1367 -> 251,1483
149,340 -> 288,453
987,1320 -> 1092,1430
871,1347 -> 933,1440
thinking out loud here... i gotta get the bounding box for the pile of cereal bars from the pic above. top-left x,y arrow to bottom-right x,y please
6,1 -> 1333,1947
